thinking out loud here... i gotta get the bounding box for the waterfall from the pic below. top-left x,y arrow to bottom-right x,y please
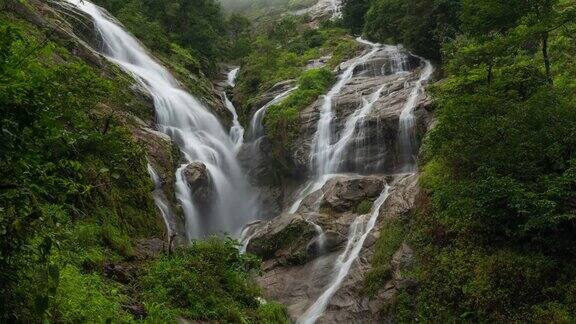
146,163 -> 174,240
311,38 -> 381,178
248,86 -> 298,141
397,59 -> 434,172
289,39 -> 427,323
227,67 -> 240,87
290,40 -> 407,214
223,68 -> 244,151
61,0 -> 259,239
297,185 -> 391,324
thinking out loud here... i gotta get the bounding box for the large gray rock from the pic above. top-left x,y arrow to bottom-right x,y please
253,174 -> 422,323
183,162 -> 214,209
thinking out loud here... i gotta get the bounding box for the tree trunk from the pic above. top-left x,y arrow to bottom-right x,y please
542,32 -> 553,85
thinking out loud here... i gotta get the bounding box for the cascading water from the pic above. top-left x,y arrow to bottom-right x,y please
60,0 -> 258,239
311,38 -> 381,178
289,38 -> 429,323
223,68 -> 244,151
289,40 -> 405,214
146,163 -> 174,240
248,86 -> 298,141
297,185 -> 391,324
397,58 -> 434,172
227,67 -> 240,87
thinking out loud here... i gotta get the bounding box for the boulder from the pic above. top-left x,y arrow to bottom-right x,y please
183,162 -> 214,208
322,176 -> 386,213
247,213 -> 319,266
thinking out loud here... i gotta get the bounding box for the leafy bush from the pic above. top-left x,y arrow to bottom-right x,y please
51,265 -> 131,322
0,15 -> 159,321
140,238 -> 289,323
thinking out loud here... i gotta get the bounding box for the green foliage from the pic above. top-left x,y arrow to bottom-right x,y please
341,0 -> 371,35
234,17 -> 358,124
351,0 -> 460,62
93,0 -> 230,76
355,199 -> 373,214
264,68 -> 334,173
140,238 -> 289,323
363,218 -> 406,296
52,265 -> 131,322
0,15 -> 159,321
355,0 -> 576,321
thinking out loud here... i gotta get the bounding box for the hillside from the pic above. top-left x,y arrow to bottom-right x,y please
2,0 -> 576,323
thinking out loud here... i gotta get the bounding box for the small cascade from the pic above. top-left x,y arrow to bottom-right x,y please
146,163 -> 174,240
248,86 -> 298,141
60,0 -> 259,239
238,221 -> 262,254
329,0 -> 342,19
323,85 -> 386,173
297,185 -> 391,324
311,38 -> 381,178
290,39 -> 401,214
306,219 -> 326,253
397,59 -> 434,172
223,68 -> 244,151
227,67 -> 240,87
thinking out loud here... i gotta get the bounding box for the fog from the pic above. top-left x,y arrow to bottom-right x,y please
218,0 -> 316,13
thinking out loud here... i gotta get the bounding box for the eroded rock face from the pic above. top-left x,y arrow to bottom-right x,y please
250,173 -> 421,322
183,162 -> 214,210
247,213 -> 318,267
293,47 -> 433,175
322,176 -> 386,213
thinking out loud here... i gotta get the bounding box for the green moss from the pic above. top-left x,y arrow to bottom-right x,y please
356,199 -> 374,214
264,68 -> 335,174
363,218 -> 406,296
52,265 -> 131,322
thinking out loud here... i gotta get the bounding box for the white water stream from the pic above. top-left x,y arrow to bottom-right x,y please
223,68 -> 244,151
61,0 -> 258,239
398,58 -> 434,172
297,185 -> 391,324
146,163 -> 174,240
291,37 -> 430,323
248,86 -> 298,141
290,40 -> 407,215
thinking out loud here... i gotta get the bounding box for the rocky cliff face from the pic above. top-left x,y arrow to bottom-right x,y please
248,174 -> 420,322
293,47 -> 433,175
240,38 -> 434,322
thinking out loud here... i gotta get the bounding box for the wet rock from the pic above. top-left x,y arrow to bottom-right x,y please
292,48 -> 433,174
247,213 -> 318,266
321,176 -> 386,213
183,162 -> 214,208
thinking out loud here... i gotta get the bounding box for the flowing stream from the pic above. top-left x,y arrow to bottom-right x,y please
223,68 -> 244,151
290,40 -> 407,214
397,58 -> 434,172
297,186 -> 391,324
248,86 -> 298,141
146,163 -> 174,240
291,38 -> 430,323
62,0 -> 258,239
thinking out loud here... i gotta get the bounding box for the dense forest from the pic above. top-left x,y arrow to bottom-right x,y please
342,0 -> 576,321
2,0 -> 576,322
